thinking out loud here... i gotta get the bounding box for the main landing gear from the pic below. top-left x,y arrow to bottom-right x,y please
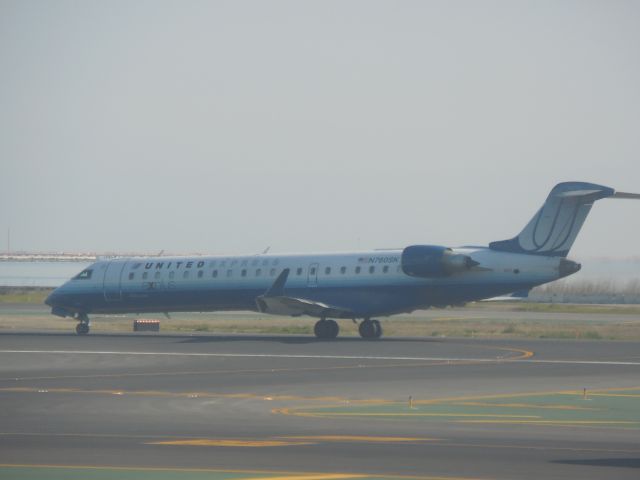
314,318 -> 339,339
75,313 -> 90,335
313,318 -> 383,340
359,318 -> 382,339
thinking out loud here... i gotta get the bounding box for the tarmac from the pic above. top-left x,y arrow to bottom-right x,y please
1,332 -> 639,480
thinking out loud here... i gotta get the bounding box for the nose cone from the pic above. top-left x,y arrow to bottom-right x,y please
44,290 -> 58,307
45,287 -> 74,318
559,258 -> 582,278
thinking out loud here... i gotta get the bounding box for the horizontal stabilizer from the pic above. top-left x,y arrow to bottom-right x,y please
612,191 -> 640,200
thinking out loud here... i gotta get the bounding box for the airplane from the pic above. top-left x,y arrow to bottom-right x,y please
45,181 -> 639,338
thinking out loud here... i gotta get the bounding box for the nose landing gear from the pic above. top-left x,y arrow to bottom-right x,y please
75,313 -> 90,335
359,318 -> 382,339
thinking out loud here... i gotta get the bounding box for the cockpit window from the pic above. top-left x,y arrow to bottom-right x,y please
74,269 -> 93,280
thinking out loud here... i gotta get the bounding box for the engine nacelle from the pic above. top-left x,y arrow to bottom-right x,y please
401,245 -> 479,278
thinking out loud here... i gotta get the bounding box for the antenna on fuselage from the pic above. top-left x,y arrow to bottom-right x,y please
262,246 -> 270,254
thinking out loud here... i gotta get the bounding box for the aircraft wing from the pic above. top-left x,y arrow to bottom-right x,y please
255,268 -> 354,318
256,295 -> 353,318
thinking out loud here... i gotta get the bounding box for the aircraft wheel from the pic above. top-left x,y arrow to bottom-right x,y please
314,319 -> 339,339
326,319 -> 339,339
76,323 -> 90,335
358,319 -> 375,339
372,319 -> 382,338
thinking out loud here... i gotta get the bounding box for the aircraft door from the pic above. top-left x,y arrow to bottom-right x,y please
307,263 -> 319,287
103,260 -> 127,302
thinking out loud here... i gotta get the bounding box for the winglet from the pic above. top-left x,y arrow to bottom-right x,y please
263,268 -> 290,298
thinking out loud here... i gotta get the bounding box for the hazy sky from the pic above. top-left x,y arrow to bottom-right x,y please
1,0 -> 639,259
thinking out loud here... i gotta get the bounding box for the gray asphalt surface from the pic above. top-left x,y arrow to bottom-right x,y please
0,332 -> 639,480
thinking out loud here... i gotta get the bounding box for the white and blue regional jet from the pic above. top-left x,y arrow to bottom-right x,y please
46,182 -> 639,338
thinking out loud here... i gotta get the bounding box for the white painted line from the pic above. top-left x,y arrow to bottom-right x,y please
0,350 -> 639,366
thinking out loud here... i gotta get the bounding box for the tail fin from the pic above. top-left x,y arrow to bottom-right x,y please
489,181 -> 617,257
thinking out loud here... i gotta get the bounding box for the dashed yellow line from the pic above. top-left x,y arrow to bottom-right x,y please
0,464 -> 486,480
148,439 -> 313,447
452,402 -> 598,411
239,475 -> 361,480
457,420 -> 639,425
278,436 -> 439,443
586,393 -> 640,398
296,413 -> 540,418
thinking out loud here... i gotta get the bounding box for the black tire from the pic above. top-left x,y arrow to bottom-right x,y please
358,320 -> 375,339
315,319 -> 339,339
314,320 -> 327,339
326,319 -> 339,339
372,319 -> 382,339
76,323 -> 89,335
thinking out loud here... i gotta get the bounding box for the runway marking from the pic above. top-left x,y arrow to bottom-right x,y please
278,436 -> 439,443
421,442 -> 640,454
452,402 -> 599,411
148,439 -> 314,447
0,464 -> 486,480
0,360 -> 491,382
410,386 -> 640,405
3,347 -> 638,366
586,393 -> 640,397
0,349 -> 531,362
287,413 -> 541,418
0,386 -> 375,404
458,420 -> 640,426
238,475 -> 361,480
278,387 -> 640,428
148,436 -> 440,447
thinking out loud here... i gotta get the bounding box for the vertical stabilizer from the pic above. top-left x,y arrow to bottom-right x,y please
489,182 -> 615,257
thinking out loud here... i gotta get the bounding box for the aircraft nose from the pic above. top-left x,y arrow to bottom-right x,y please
45,289 -> 60,307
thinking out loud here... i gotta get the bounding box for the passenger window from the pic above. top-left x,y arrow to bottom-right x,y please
241,269 -> 247,277
340,266 -> 346,274
310,267 -> 316,275
226,269 -> 233,277
169,271 -> 175,279
183,271 -> 189,279
142,272 -> 148,280
383,265 -> 389,273
213,270 -> 218,278
128,272 -> 135,280
256,269 -> 262,276
369,266 -> 375,274
355,266 -> 361,274
325,267 -> 331,275
155,271 -> 161,279
198,270 -> 204,278
296,267 -> 303,276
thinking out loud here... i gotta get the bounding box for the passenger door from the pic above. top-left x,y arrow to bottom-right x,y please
103,260 -> 127,302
